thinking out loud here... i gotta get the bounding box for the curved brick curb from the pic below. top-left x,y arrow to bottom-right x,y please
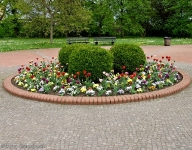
3,69 -> 191,105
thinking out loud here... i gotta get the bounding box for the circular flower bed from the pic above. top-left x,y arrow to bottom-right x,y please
13,55 -> 182,97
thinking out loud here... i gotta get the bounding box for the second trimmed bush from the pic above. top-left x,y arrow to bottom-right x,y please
110,44 -> 146,73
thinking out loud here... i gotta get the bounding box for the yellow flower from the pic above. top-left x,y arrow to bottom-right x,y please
141,74 -> 146,79
137,88 -> 143,92
149,86 -> 155,90
48,82 -> 54,86
93,84 -> 99,88
24,84 -> 28,88
127,78 -> 132,83
80,86 -> 87,93
62,79 -> 67,85
32,77 -> 36,81
65,73 -> 69,77
18,82 -> 24,86
31,89 -> 37,92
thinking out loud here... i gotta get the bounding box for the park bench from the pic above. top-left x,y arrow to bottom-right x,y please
67,37 -> 89,44
93,37 -> 116,45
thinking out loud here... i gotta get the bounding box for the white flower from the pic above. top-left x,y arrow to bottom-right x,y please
105,90 -> 112,96
117,89 -> 124,94
136,84 -> 141,89
99,79 -> 103,82
58,88 -> 65,95
97,86 -> 103,91
125,86 -> 132,91
66,88 -> 74,93
71,86 -> 77,89
86,89 -> 95,96
53,86 -> 59,91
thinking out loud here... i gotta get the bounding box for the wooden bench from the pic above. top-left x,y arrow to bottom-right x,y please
67,37 -> 89,44
93,37 -> 116,45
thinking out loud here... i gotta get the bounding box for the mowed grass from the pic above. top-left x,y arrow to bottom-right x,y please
0,37 -> 192,52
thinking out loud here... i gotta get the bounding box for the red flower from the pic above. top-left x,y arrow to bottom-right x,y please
42,68 -> 46,72
133,72 -> 137,77
26,67 -> 30,71
147,74 -> 151,79
76,71 -> 80,76
122,65 -> 126,70
52,57 -> 54,59
87,72 -> 91,77
162,56 -> 164,59
120,73 -> 124,77
30,75 -> 34,79
57,72 -> 61,76
61,72 -> 65,76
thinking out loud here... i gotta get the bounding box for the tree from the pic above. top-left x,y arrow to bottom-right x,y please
18,0 -> 91,41
0,0 -> 21,37
110,0 -> 151,37
165,0 -> 192,37
85,0 -> 115,36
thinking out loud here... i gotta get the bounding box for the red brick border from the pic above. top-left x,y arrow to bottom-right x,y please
3,69 -> 191,105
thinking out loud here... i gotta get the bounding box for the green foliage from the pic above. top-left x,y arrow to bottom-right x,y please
0,25 -> 5,37
110,44 -> 146,73
68,45 -> 113,81
58,44 -> 89,72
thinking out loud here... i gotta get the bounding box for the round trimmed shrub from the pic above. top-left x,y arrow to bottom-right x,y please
110,44 -> 146,73
68,45 -> 113,81
58,44 -> 88,71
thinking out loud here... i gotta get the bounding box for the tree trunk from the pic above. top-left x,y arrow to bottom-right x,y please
50,14 -> 53,43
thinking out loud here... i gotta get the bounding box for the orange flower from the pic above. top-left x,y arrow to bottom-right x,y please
73,75 -> 77,79
76,71 -> 80,76
120,73 -> 124,77
83,70 -> 86,75
130,75 -> 134,79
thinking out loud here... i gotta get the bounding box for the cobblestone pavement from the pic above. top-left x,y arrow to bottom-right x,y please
0,47 -> 192,150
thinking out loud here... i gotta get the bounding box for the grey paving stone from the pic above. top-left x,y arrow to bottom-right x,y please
0,63 -> 192,150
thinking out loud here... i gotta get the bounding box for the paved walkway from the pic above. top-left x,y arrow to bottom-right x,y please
0,45 -> 192,150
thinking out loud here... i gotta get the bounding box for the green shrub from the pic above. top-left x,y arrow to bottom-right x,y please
68,45 -> 113,81
58,44 -> 88,71
110,44 -> 146,73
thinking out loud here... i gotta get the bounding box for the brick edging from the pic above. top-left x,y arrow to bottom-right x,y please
3,69 -> 191,105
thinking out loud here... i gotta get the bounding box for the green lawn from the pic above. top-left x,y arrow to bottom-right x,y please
0,37 -> 192,52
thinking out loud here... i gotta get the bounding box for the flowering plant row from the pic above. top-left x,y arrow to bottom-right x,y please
14,56 -> 181,96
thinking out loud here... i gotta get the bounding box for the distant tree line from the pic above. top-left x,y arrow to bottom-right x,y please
0,0 -> 192,41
